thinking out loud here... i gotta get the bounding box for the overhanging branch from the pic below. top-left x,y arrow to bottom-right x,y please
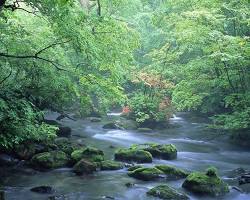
0,52 -> 68,71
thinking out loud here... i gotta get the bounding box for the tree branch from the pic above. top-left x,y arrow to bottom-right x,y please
0,52 -> 68,71
97,0 -> 101,16
0,67 -> 12,85
35,40 -> 71,56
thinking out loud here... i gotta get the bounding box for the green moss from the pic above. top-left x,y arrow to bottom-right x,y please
31,150 -> 69,169
131,143 -> 177,160
182,170 -> 229,196
73,159 -> 97,175
71,147 -> 104,163
100,160 -> 123,170
206,167 -> 217,177
128,165 -> 143,171
155,165 -> 189,179
71,149 -> 83,161
147,185 -> 189,200
128,167 -> 164,181
114,148 -> 152,163
55,138 -> 79,155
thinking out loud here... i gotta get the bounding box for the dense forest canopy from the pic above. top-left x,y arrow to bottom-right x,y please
0,0 -> 249,148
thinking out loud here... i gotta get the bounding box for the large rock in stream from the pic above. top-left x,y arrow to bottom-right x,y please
132,143 -> 177,160
71,147 -> 104,163
147,185 -> 189,200
155,165 -> 189,179
73,159 -> 97,175
128,167 -> 164,181
54,138 -> 80,156
30,186 -> 54,194
128,165 -> 189,181
100,160 -> 123,170
182,168 -> 229,196
103,122 -> 123,130
30,150 -> 69,170
114,148 -> 152,163
56,126 -> 71,137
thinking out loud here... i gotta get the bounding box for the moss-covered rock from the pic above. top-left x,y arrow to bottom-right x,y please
103,122 -> 123,130
31,151 -> 69,170
147,185 -> 189,200
117,119 -> 138,130
56,126 -> 71,137
128,167 -> 164,181
55,138 -> 79,156
182,169 -> 229,196
71,147 -> 104,163
114,148 -> 152,163
100,160 -> 123,170
155,165 -> 189,179
73,159 -> 97,175
127,165 -> 143,171
132,143 -> 177,160
89,117 -> 101,122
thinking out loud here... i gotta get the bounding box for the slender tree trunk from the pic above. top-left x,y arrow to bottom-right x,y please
97,0 -> 101,16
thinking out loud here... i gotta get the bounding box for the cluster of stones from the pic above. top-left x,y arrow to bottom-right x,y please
0,127 -> 230,200
113,143 -> 229,200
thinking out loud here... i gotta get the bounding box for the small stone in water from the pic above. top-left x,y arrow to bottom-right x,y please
30,186 -> 54,194
125,182 -> 135,188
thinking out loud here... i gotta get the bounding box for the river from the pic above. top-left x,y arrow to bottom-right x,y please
1,112 -> 250,200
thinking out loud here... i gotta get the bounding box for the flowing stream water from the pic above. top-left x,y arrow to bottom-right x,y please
1,112 -> 250,200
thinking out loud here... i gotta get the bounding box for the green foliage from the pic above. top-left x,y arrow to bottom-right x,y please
134,0 -> 250,131
0,96 -> 57,148
0,0 -> 138,147
128,92 -> 173,125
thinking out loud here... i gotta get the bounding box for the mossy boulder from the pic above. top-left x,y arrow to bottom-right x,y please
127,165 -> 143,171
100,160 -> 123,170
89,117 -> 101,122
147,185 -> 189,200
73,159 -> 97,175
128,167 -> 164,181
103,122 -> 123,130
182,169 -> 229,196
114,148 -> 152,163
56,126 -> 71,137
117,119 -> 138,130
155,165 -> 189,179
71,147 -> 104,163
55,138 -> 79,155
30,151 -> 69,170
132,143 -> 177,160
